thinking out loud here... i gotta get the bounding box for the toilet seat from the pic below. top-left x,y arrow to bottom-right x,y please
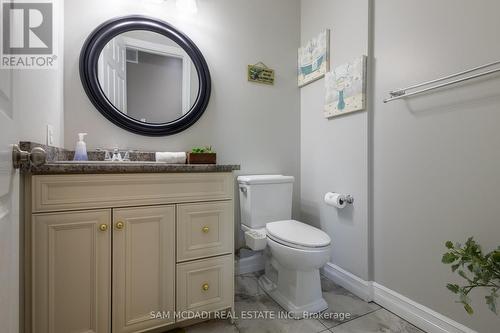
266,220 -> 331,250
267,234 -> 330,251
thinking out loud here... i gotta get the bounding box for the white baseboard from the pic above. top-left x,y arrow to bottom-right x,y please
235,252 -> 264,275
372,283 -> 476,333
321,262 -> 373,302
321,262 -> 476,333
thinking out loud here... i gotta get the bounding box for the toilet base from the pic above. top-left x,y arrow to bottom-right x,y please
258,273 -> 328,319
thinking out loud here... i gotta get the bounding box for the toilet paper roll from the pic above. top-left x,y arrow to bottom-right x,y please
324,192 -> 347,209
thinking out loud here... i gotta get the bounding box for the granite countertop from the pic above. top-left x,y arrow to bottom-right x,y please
28,162 -> 240,175
20,142 -> 240,175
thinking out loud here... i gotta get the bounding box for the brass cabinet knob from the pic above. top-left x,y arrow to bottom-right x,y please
202,283 -> 209,291
99,224 -> 108,232
115,221 -> 125,230
202,226 -> 209,233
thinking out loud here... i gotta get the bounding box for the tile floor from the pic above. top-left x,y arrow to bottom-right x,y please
168,271 -> 425,333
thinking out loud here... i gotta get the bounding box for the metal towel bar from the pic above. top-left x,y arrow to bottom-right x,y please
383,60 -> 500,103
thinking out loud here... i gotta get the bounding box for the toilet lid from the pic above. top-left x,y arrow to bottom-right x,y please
237,175 -> 294,185
266,220 -> 331,248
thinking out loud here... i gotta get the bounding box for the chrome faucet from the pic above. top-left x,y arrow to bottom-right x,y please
111,148 -> 123,162
96,148 -> 132,162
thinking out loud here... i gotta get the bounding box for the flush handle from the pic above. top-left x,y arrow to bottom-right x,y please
12,144 -> 47,169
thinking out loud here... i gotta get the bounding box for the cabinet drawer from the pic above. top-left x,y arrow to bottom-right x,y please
32,173 -> 233,213
176,255 -> 233,316
177,201 -> 233,262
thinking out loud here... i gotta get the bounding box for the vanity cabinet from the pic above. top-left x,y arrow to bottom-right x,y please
25,173 -> 235,333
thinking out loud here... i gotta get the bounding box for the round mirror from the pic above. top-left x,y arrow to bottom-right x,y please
80,16 -> 211,136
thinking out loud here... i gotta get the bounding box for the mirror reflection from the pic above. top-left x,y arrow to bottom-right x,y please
98,30 -> 200,124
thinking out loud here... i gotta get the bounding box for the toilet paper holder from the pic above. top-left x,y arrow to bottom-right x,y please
324,192 -> 354,209
339,194 -> 354,205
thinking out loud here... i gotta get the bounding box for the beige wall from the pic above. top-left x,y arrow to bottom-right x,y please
63,0 -> 301,243
15,0 -> 64,147
372,1 -> 500,331
300,0 -> 371,280
301,0 -> 500,331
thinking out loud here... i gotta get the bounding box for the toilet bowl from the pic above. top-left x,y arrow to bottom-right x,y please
237,175 -> 331,317
258,220 -> 331,317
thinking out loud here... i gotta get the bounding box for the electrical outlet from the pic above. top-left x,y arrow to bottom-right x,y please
46,125 -> 55,146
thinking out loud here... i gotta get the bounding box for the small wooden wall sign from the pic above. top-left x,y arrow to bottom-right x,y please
248,62 -> 275,85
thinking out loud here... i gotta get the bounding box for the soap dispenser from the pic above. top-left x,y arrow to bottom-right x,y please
73,133 -> 88,161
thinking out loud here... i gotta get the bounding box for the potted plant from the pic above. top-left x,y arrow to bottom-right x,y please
442,237 -> 499,315
187,146 -> 216,164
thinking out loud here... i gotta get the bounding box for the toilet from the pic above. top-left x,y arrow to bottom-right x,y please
238,175 -> 331,317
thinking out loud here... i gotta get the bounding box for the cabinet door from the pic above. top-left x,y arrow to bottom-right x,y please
32,210 -> 111,333
112,205 -> 175,333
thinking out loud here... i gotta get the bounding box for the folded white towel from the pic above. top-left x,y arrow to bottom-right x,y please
155,152 -> 187,164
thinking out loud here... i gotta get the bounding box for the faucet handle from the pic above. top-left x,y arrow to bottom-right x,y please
111,148 -> 123,162
122,151 -> 130,161
104,150 -> 112,161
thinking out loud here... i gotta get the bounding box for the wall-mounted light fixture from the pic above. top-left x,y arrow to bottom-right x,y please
176,0 -> 198,14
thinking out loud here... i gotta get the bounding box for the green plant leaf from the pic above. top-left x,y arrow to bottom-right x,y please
443,237 -> 500,315
446,284 -> 460,293
442,253 -> 457,264
464,303 -> 474,315
190,145 -> 215,154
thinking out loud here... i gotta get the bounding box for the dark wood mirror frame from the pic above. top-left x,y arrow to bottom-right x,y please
79,15 -> 211,136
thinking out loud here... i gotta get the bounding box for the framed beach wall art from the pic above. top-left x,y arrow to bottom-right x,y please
298,29 -> 330,87
324,55 -> 367,118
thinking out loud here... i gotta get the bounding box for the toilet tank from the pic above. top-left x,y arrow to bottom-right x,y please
238,175 -> 294,229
